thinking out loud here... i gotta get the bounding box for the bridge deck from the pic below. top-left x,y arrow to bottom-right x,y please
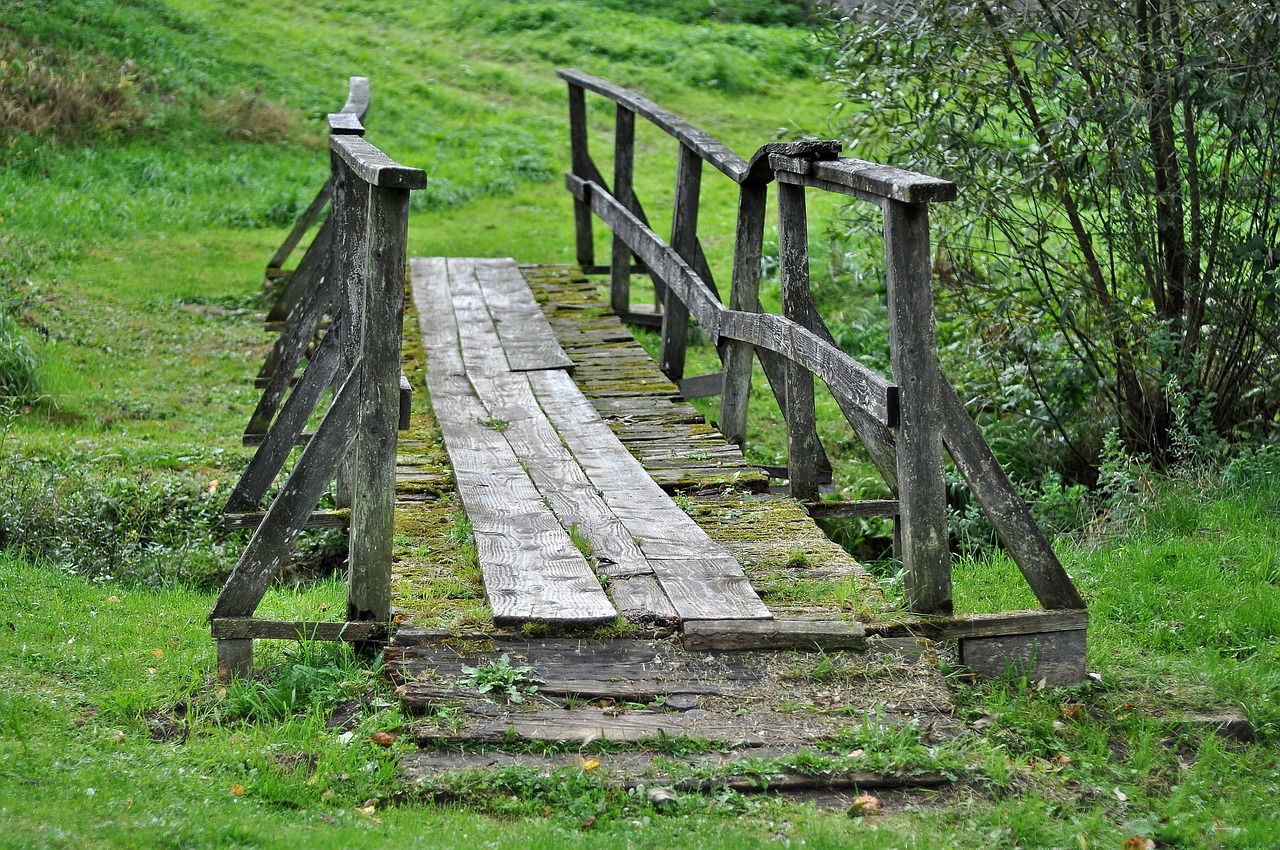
389,261 -> 884,633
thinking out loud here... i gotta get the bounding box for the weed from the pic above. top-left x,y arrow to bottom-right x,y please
568,523 -> 593,559
478,415 -> 509,432
458,653 -> 542,703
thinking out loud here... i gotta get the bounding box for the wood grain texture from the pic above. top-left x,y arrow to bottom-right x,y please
719,183 -> 767,445
610,105 -> 636,313
778,181 -> 821,502
567,82 -> 595,268
958,629 -> 1087,686
559,69 -> 748,183
774,158 -> 957,204
347,184 -> 409,623
329,134 -> 426,190
445,259 -> 659,615
884,199 -> 950,615
227,323 -> 342,512
472,258 -> 573,372
211,618 -> 387,642
412,258 -> 616,626
682,619 -> 866,651
529,368 -> 770,621
660,144 -> 702,380
212,367 -> 360,619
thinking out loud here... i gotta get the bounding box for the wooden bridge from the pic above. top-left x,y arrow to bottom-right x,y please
209,75 -> 1088,770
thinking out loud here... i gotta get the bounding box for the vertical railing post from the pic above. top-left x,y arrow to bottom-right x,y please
777,182 -> 822,502
328,143 -> 369,510
568,83 -> 595,269
347,181 -> 410,623
661,143 -> 702,379
884,198 -> 950,615
719,182 -> 767,446
610,105 -> 636,314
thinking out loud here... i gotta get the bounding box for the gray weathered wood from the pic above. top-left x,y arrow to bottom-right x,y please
559,69 -> 749,184
568,174 -> 896,427
412,258 -> 616,626
267,179 -> 333,274
212,367 -> 361,619
216,639 -> 253,683
863,608 -> 1088,640
347,183 -> 410,623
329,134 -> 426,190
938,381 -> 1086,610
211,618 -> 388,642
610,105 -> 636,313
264,214 -> 332,328
340,75 -> 371,120
660,144 -> 703,380
472,258 -> 574,372
330,154 -> 367,511
327,111 -> 364,135
529,368 -> 770,621
675,372 -> 723,400
771,157 -> 957,205
740,140 -> 843,186
958,629 -> 1087,685
567,82 -> 595,267
682,619 -> 866,652
805,499 -> 900,519
245,256 -> 333,438
223,510 -> 350,531
719,183 -> 767,445
884,198 -> 950,615
229,318 -> 343,512
777,181 -> 821,502
446,259 -> 657,602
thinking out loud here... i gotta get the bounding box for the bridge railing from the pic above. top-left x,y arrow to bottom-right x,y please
559,69 -> 1085,621
212,85 -> 425,681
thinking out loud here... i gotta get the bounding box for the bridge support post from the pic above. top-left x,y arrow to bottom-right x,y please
885,198 -> 951,615
719,182 -> 767,446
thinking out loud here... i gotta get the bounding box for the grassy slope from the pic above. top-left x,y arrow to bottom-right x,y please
1,1 -> 1279,848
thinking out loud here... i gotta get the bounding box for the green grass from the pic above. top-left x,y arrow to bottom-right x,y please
2,0 -> 1280,847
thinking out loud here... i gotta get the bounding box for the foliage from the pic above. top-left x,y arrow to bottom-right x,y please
458,653 -> 542,703
0,310 -> 40,402
827,0 -> 1280,473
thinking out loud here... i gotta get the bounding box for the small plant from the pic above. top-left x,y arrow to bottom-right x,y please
568,523 -> 593,559
478,415 -> 509,432
459,654 -> 542,703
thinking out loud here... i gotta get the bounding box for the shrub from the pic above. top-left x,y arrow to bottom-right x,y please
0,311 -> 39,403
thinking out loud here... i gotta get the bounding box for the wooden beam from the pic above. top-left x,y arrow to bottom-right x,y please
682,619 -> 866,652
211,618 -> 388,642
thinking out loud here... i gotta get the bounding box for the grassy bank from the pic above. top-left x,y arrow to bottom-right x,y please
2,0 -> 1279,847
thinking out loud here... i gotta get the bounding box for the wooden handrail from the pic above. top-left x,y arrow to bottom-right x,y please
215,84 -> 425,681
561,71 -> 1084,619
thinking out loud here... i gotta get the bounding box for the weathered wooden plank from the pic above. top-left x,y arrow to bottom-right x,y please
471,258 -> 574,372
415,707 -> 776,746
771,157 -> 957,204
567,82 -> 595,268
266,180 -> 333,275
347,183 -> 409,623
529,368 -> 770,621
606,575 -> 680,624
327,111 -> 364,135
223,510 -> 349,531
864,608 -> 1089,640
228,322 -> 342,512
329,134 -> 426,190
719,183 -> 766,445
778,181 -> 822,503
446,258 -> 656,593
740,140 -> 843,186
412,258 -> 616,626
245,256 -> 332,437
659,146 -> 701,381
210,618 -> 388,642
958,629 -> 1087,686
339,75 -> 371,120
806,499 -> 900,519
212,367 -> 361,620
674,371 -> 723,399
884,198 -> 950,615
683,619 -> 866,652
938,381 -> 1086,610
610,105 -> 637,313
558,69 -> 749,184
330,154 -> 368,511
